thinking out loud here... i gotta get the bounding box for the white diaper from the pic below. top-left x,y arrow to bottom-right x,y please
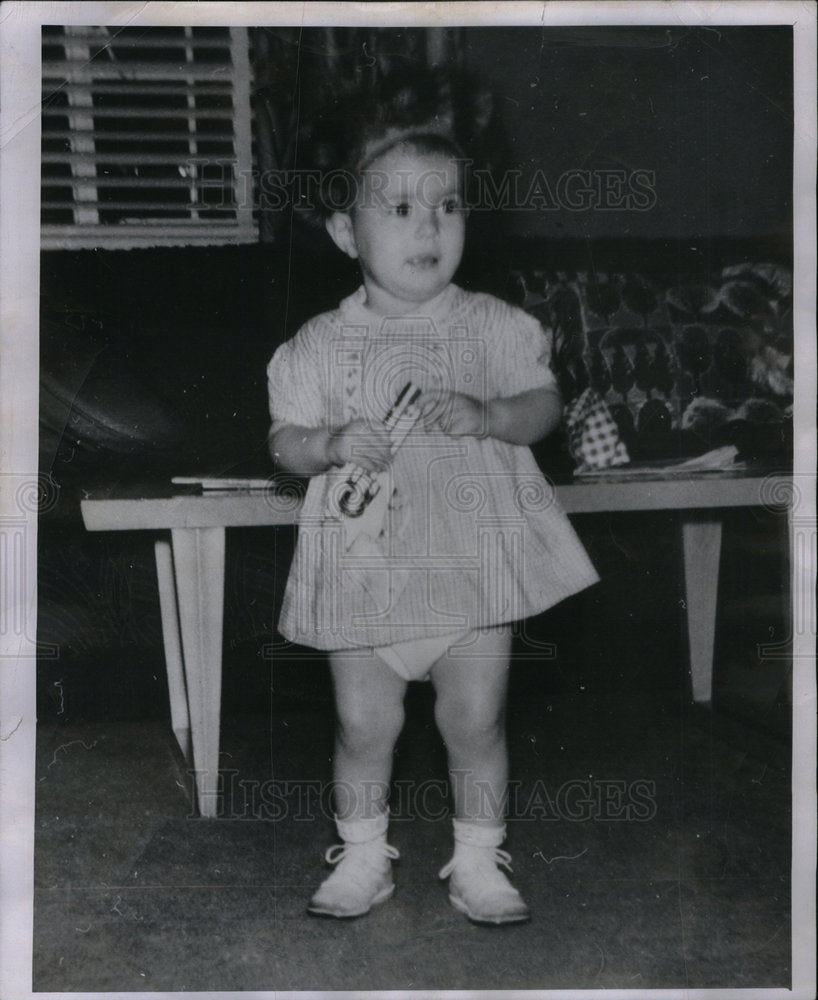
374,631 -> 473,682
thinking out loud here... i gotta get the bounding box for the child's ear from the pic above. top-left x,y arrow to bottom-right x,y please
325,213 -> 359,259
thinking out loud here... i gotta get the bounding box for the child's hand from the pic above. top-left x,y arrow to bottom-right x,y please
326,419 -> 394,472
419,389 -> 489,438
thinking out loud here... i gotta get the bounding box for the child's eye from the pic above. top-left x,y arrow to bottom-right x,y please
442,198 -> 463,214
393,203 -> 411,217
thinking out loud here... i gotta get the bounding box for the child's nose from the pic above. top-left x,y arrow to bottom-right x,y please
415,208 -> 439,238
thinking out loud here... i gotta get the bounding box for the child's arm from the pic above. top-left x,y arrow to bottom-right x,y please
268,420 -> 394,475
420,386 -> 563,446
487,386 -> 563,445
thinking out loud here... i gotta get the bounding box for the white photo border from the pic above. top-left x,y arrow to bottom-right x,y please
1,3 -> 815,999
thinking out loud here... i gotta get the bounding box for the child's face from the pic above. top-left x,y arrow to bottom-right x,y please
327,143 -> 466,315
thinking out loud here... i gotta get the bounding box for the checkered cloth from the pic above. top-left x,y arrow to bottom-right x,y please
564,387 -> 630,471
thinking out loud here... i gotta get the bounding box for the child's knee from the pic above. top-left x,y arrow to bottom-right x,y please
337,700 -> 404,751
435,697 -> 505,750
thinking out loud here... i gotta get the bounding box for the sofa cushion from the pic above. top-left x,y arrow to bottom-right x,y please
508,260 -> 793,465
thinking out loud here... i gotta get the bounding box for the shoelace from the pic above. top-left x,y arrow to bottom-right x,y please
323,841 -> 400,888
439,846 -> 514,881
325,842 -> 400,864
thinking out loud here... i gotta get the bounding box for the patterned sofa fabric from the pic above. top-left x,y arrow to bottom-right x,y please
507,261 -> 793,467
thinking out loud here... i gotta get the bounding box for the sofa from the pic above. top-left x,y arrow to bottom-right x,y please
506,244 -> 793,468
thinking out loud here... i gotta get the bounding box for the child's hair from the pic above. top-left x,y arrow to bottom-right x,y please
295,66 -> 503,226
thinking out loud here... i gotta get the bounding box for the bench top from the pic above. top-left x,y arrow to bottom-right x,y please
80,472 -> 791,532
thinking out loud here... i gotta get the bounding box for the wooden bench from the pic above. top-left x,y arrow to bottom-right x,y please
81,473 -> 790,817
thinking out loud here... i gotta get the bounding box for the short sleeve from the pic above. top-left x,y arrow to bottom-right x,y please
267,321 -> 326,428
487,298 -> 558,397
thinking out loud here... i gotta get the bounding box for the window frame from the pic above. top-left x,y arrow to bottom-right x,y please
40,25 -> 257,250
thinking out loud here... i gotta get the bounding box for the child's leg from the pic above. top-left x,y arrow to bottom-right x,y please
429,627 -> 512,826
430,627 -> 529,924
328,648 -> 407,819
307,649 -> 406,918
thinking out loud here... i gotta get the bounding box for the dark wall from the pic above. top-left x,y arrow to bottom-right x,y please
463,25 -> 793,242
38,240 -> 363,484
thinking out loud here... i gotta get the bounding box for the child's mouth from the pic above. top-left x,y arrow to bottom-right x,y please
406,254 -> 439,269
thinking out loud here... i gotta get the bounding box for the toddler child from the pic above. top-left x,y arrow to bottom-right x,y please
267,70 -> 598,924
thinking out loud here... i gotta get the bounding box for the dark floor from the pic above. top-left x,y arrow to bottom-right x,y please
33,509 -> 796,993
33,658 -> 793,991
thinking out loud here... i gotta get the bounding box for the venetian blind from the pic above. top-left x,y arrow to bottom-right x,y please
41,25 -> 257,248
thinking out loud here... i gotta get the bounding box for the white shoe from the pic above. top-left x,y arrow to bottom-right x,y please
439,822 -> 530,925
307,813 -> 399,919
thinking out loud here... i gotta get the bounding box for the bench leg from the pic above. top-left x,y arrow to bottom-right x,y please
154,538 -> 191,763
171,527 -> 226,818
682,518 -> 723,704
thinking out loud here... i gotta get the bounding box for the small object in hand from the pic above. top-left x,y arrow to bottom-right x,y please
339,467 -> 381,518
336,382 -> 421,519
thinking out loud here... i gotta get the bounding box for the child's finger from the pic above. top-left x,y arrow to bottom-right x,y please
418,389 -> 452,429
358,439 -> 389,463
416,389 -> 442,415
354,457 -> 387,473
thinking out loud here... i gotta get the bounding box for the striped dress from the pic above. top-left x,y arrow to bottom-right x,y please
267,283 -> 599,652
